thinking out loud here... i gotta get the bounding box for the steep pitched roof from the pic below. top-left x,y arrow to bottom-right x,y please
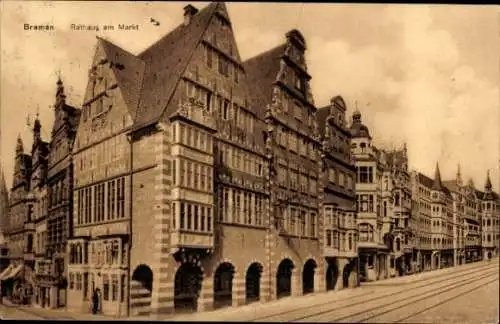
243,43 -> 287,120
418,172 -> 434,189
0,168 -> 9,222
432,162 -> 443,191
316,106 -> 330,139
133,2 -> 219,129
98,37 -> 146,120
443,180 -> 459,193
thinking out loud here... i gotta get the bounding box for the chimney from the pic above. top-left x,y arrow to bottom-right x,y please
183,4 -> 199,26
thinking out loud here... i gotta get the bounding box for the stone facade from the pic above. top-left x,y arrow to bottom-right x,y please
349,111 -> 391,282
64,2 -> 358,317
316,96 -> 359,290
2,0 -> 498,317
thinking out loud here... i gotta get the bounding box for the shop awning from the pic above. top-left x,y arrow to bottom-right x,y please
2,265 -> 24,281
0,264 -> 14,281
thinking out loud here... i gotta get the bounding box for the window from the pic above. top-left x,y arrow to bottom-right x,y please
207,207 -> 212,231
201,206 -> 206,231
187,204 -> 193,230
223,100 -> 229,120
310,213 -> 316,237
234,68 -> 239,83
172,160 -> 177,185
356,166 -> 373,183
180,203 -> 185,229
358,195 -> 374,212
194,205 -> 199,230
117,178 -> 125,218
300,211 -> 306,236
103,275 -> 110,301
359,223 -> 374,242
206,46 -> 213,68
121,274 -> 126,302
69,273 -> 75,290
83,273 -> 89,300
112,275 -> 118,301
218,55 -> 229,77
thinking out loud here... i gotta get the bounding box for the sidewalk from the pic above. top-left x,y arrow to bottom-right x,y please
1,298 -> 144,321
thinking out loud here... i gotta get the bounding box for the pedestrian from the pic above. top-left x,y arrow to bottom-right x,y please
92,289 -> 99,314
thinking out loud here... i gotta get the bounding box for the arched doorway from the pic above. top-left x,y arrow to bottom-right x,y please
434,254 -> 440,269
132,264 -> 153,292
213,262 -> 235,309
342,262 -> 353,288
302,259 -> 317,295
276,259 -> 294,299
487,251 -> 492,260
245,263 -> 263,303
325,258 -> 339,291
174,263 -> 203,312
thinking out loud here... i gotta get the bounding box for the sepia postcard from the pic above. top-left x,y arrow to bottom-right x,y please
0,1 -> 498,322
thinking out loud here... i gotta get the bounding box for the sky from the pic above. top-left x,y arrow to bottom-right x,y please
1,1 -> 499,192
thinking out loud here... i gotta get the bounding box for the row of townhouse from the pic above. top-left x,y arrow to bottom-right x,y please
0,79 -> 80,307
0,1 -> 498,318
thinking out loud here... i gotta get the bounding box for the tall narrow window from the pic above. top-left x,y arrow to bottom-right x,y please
207,207 -> 212,231
180,203 -> 185,229
310,213 -> 316,237
200,206 -> 206,231
194,205 -> 199,231
187,204 -> 192,230
172,160 -> 177,186
206,46 -> 213,68
180,160 -> 185,187
103,275 -> 109,301
112,275 -> 118,301
83,273 -> 89,300
118,178 -> 125,218
223,100 -> 229,120
120,274 -> 126,302
206,92 -> 212,112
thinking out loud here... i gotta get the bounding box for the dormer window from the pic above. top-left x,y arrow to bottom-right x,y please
294,72 -> 306,95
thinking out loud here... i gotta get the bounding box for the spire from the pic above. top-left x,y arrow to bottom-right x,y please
0,167 -> 9,232
33,106 -> 41,143
56,74 -> 66,107
485,170 -> 492,192
456,163 -> 462,186
16,134 -> 24,155
432,162 -> 443,190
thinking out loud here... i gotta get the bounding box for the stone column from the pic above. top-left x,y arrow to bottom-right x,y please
260,267 -> 271,302
291,267 -> 301,297
232,275 -> 245,307
334,259 -> 346,291
150,127 -> 175,316
197,274 -> 214,312
314,260 -> 325,293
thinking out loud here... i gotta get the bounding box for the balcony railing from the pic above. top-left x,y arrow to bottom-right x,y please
170,231 -> 214,251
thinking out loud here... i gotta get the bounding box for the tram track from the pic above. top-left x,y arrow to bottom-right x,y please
251,261 -> 498,322
377,276 -> 498,323
323,270 -> 498,323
